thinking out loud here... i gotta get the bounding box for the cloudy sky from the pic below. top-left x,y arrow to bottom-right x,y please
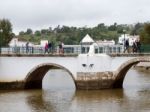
0,0 -> 150,34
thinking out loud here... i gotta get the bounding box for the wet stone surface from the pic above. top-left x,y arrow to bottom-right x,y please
76,72 -> 114,90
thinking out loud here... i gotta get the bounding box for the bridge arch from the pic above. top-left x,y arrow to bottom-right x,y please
113,57 -> 150,88
24,63 -> 76,89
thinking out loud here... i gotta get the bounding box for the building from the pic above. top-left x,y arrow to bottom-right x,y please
80,34 -> 95,53
80,34 -> 95,45
7,35 -> 123,54
96,40 -> 115,46
40,40 -> 48,47
63,34 -> 122,54
8,37 -> 34,47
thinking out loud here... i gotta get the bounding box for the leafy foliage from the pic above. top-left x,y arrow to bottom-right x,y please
0,19 -> 13,46
17,22 -> 150,45
0,19 -> 148,46
140,23 -> 150,44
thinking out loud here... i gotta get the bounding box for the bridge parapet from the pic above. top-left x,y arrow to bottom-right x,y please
1,53 -> 150,57
109,53 -> 150,57
0,53 -> 78,57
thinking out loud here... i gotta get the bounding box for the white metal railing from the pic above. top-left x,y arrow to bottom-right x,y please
0,45 -> 124,55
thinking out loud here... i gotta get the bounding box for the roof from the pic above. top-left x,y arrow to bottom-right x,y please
80,34 -> 94,43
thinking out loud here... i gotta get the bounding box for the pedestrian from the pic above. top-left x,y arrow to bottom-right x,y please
132,40 -> 137,53
26,42 -> 29,53
136,39 -> 141,53
59,42 -> 64,54
48,42 -> 52,53
45,42 -> 49,54
124,39 -> 129,53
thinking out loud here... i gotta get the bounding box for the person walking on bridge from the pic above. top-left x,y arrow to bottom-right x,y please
136,39 -> 141,53
58,41 -> 64,54
48,42 -> 52,53
26,42 -> 29,53
124,39 -> 129,53
44,42 -> 49,54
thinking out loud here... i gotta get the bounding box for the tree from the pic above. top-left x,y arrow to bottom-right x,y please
108,23 -> 117,31
144,23 -> 150,35
34,30 -> 41,36
41,29 -> 48,35
97,23 -> 107,32
19,31 -> 25,35
26,28 -> 33,35
140,23 -> 150,44
131,23 -> 143,35
60,26 -> 71,33
0,19 -> 13,46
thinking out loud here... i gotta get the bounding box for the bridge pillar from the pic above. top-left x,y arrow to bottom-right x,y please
75,72 -> 115,90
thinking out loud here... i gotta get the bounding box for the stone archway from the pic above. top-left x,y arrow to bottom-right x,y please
112,57 -> 150,88
24,63 -> 76,89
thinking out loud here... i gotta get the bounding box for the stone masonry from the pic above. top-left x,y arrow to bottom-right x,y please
76,72 -> 115,90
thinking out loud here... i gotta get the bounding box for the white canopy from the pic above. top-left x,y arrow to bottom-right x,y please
80,34 -> 94,43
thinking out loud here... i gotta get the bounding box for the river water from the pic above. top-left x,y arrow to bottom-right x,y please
0,68 -> 150,112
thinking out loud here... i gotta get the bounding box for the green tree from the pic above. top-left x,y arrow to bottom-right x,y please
26,28 -> 33,35
140,23 -> 150,44
0,19 -> 13,46
97,23 -> 107,32
34,30 -> 41,36
19,31 -> 25,35
41,29 -> 48,35
131,23 -> 143,35
108,23 -> 117,31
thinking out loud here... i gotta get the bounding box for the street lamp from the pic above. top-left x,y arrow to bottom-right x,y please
123,30 -> 126,53
0,29 -> 3,54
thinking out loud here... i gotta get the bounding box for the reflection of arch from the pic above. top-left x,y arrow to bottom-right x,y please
113,57 -> 150,88
24,63 -> 76,89
26,90 -> 75,112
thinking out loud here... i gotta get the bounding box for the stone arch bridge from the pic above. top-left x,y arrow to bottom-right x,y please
0,53 -> 150,90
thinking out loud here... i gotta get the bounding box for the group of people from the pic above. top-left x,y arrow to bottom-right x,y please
45,41 -> 64,54
124,39 -> 141,53
44,42 -> 53,54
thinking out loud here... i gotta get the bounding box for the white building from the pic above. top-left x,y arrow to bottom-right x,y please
9,38 -> 49,48
96,40 -> 115,46
8,38 -> 34,47
40,40 -> 48,47
64,34 -> 121,54
80,34 -> 95,45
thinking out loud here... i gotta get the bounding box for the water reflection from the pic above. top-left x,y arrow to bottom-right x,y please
26,89 -> 75,112
71,89 -> 125,112
26,90 -> 53,112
